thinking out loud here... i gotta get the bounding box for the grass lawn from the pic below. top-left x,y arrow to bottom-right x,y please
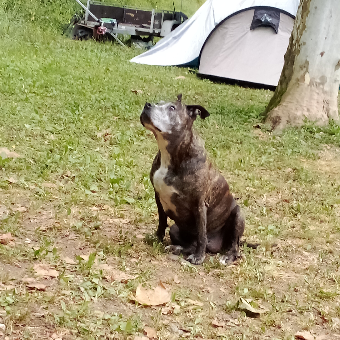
0,1 -> 340,339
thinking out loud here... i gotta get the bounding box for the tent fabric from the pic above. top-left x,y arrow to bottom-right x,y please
199,9 -> 294,86
130,0 -> 299,66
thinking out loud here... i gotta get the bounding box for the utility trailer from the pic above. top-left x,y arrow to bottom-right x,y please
72,0 -> 187,45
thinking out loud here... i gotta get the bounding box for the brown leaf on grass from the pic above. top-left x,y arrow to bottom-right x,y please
131,89 -> 143,94
135,283 -> 171,306
237,297 -> 268,318
211,320 -> 226,328
144,326 -> 157,339
27,283 -> 47,291
0,233 -> 15,245
0,147 -> 21,159
33,264 -> 59,278
295,331 -> 315,340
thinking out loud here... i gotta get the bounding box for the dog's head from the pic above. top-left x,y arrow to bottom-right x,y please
140,94 -> 210,137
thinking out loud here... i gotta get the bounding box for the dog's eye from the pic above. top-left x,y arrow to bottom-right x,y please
169,105 -> 175,111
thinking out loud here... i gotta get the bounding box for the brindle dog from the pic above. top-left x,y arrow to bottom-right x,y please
140,94 -> 245,265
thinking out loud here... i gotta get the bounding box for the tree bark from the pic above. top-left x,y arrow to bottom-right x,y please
265,0 -> 340,131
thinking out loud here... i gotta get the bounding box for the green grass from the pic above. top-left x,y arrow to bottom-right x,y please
0,1 -> 340,339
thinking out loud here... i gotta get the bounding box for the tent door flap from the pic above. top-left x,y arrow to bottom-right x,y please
250,8 -> 280,34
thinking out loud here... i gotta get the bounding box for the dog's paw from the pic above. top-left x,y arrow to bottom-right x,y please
186,253 -> 206,265
219,253 -> 239,265
165,245 -> 183,255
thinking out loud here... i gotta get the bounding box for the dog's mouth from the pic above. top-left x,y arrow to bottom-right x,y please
140,111 -> 162,133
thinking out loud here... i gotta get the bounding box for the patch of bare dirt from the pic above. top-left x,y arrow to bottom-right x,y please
308,146 -> 340,177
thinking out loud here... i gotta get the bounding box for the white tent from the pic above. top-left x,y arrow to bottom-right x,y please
130,0 -> 299,68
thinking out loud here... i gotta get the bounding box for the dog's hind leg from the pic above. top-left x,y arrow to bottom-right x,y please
219,205 -> 245,265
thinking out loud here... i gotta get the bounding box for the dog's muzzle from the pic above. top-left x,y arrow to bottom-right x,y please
140,102 -> 152,127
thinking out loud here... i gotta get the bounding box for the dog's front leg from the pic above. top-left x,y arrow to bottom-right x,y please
155,192 -> 168,241
186,201 -> 207,265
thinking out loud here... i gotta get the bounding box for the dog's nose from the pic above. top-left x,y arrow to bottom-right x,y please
144,102 -> 152,109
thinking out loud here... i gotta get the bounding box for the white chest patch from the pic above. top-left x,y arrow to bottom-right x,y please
153,135 -> 178,215
153,166 -> 178,215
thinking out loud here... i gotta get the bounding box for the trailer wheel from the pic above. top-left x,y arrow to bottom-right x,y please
72,25 -> 93,40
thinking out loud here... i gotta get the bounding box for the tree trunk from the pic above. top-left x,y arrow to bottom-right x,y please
265,0 -> 340,131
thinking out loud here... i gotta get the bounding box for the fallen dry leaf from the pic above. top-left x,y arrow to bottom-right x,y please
135,283 -> 171,306
131,89 -> 143,94
34,264 -> 59,278
295,331 -> 315,340
237,298 -> 268,318
0,147 -> 20,159
27,283 -> 47,291
0,233 -> 15,245
144,326 -> 157,339
211,320 -> 226,328
175,76 -> 186,80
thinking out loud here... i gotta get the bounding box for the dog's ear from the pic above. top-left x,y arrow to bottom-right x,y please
177,94 -> 182,102
187,105 -> 210,120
